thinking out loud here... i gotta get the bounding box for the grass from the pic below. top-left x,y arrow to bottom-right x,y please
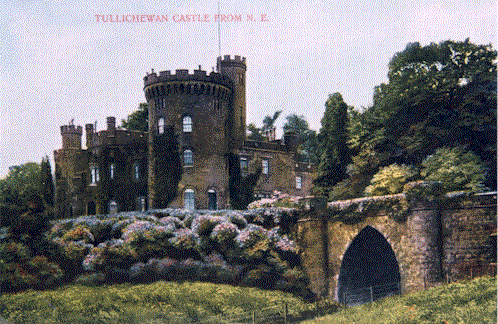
0,280 -> 337,324
302,276 -> 497,324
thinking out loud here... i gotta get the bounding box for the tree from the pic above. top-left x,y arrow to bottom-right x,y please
314,93 -> 352,193
364,163 -> 417,196
373,40 -> 496,188
40,156 -> 54,207
420,146 -> 487,192
283,114 -> 319,164
121,103 -> 148,132
247,123 -> 265,141
246,110 -> 282,141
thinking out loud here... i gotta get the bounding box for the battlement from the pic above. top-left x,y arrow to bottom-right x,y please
144,68 -> 232,87
218,55 -> 246,63
60,124 -> 83,135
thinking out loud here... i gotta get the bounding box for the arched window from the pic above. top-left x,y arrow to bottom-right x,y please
183,149 -> 193,166
109,200 -> 118,215
184,189 -> 195,210
183,116 -> 192,133
158,117 -> 165,134
296,176 -> 302,189
208,189 -> 217,210
90,165 -> 99,184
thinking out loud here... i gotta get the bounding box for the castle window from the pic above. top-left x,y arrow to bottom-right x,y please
110,163 -> 116,179
262,159 -> 269,175
183,149 -> 193,166
90,165 -> 99,184
133,163 -> 140,180
296,176 -> 302,189
137,196 -> 146,212
238,73 -> 244,85
158,118 -> 165,134
240,157 -> 248,172
109,200 -> 118,215
183,116 -> 192,133
184,189 -> 195,210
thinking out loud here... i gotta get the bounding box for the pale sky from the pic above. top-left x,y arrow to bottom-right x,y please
0,0 -> 496,177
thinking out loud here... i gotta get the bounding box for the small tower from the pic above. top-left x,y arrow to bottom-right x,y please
218,55 -> 247,149
60,122 -> 83,149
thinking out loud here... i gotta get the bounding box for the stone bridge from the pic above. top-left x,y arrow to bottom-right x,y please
296,190 -> 497,302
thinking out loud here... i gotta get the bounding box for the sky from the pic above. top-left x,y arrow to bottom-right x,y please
0,0 -> 496,178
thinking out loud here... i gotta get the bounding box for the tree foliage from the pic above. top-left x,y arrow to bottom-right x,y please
227,153 -> 261,210
121,103 -> 149,132
283,114 -> 319,164
40,156 -> 54,207
364,163 -> 417,196
314,93 -> 352,193
246,110 -> 282,141
420,146 -> 487,192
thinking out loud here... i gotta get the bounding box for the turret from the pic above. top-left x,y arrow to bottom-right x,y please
60,123 -> 83,149
85,123 -> 94,148
283,130 -> 298,154
217,55 -> 247,149
106,117 -> 116,131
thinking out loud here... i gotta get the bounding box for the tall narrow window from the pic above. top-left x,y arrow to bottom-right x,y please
262,159 -> 269,175
183,116 -> 192,133
158,117 -> 165,134
296,176 -> 302,189
110,163 -> 116,180
133,163 -> 140,180
109,200 -> 118,215
184,149 -> 193,166
90,165 -> 99,184
184,189 -> 195,210
240,157 -> 248,171
137,196 -> 146,212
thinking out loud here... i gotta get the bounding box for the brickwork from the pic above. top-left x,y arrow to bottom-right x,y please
296,193 -> 497,300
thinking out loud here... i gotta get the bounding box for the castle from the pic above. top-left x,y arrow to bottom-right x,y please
54,55 -> 315,217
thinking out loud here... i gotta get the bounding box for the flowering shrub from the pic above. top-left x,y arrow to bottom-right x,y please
235,224 -> 267,249
122,221 -> 156,242
191,216 -> 224,236
0,241 -> 32,263
169,228 -> 200,250
248,191 -> 303,209
83,239 -> 136,272
54,239 -> 93,264
210,222 -> 239,244
227,212 -> 248,229
61,225 -> 95,243
158,216 -> 184,229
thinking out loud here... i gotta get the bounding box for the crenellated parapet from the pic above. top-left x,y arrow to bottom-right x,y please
144,68 -> 233,87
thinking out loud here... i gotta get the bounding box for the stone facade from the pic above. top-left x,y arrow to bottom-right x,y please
54,55 -> 315,216
296,192 -> 497,300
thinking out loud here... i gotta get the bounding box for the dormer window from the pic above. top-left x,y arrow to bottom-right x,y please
158,117 -> 165,134
183,149 -> 193,166
183,116 -> 192,133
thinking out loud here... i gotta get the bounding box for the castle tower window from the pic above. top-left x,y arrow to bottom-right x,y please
133,163 -> 140,180
183,149 -> 193,166
90,165 -> 99,184
136,196 -> 146,212
158,118 -> 165,134
109,200 -> 118,215
262,159 -> 269,175
110,163 -> 116,179
184,189 -> 195,210
240,157 -> 248,171
296,176 -> 302,189
183,116 -> 192,133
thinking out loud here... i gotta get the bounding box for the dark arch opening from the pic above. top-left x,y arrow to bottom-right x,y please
87,201 -> 96,216
338,226 -> 401,305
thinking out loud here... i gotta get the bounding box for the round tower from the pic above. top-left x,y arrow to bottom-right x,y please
60,124 -> 83,149
143,65 -> 235,210
217,55 -> 247,149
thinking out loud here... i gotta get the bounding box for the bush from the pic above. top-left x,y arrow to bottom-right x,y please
365,163 -> 417,196
421,146 -> 487,192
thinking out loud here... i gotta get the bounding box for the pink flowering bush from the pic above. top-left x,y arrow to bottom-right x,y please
235,224 -> 267,249
191,215 -> 224,236
228,212 -> 248,229
158,216 -> 185,229
169,228 -> 200,252
61,225 -> 95,243
82,239 -> 137,273
210,222 -> 239,244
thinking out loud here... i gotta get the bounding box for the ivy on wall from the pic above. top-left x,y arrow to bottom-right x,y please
227,152 -> 262,210
153,127 -> 183,208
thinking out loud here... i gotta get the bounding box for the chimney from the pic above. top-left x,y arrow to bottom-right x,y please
106,117 -> 116,131
85,123 -> 94,148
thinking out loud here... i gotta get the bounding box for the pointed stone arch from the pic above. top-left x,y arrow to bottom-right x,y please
337,226 -> 401,304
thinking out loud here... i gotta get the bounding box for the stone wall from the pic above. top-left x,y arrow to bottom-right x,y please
297,192 -> 497,300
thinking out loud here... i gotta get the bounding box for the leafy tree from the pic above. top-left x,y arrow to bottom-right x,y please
40,156 -> 54,207
314,93 -> 352,193
372,40 -> 496,188
227,152 -> 261,210
420,146 -> 487,192
247,123 -> 265,141
283,114 -> 319,164
364,163 -> 417,196
121,103 -> 148,132
246,110 -> 282,141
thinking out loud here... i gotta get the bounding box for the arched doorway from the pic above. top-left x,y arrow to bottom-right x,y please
338,226 -> 401,305
208,189 -> 217,210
